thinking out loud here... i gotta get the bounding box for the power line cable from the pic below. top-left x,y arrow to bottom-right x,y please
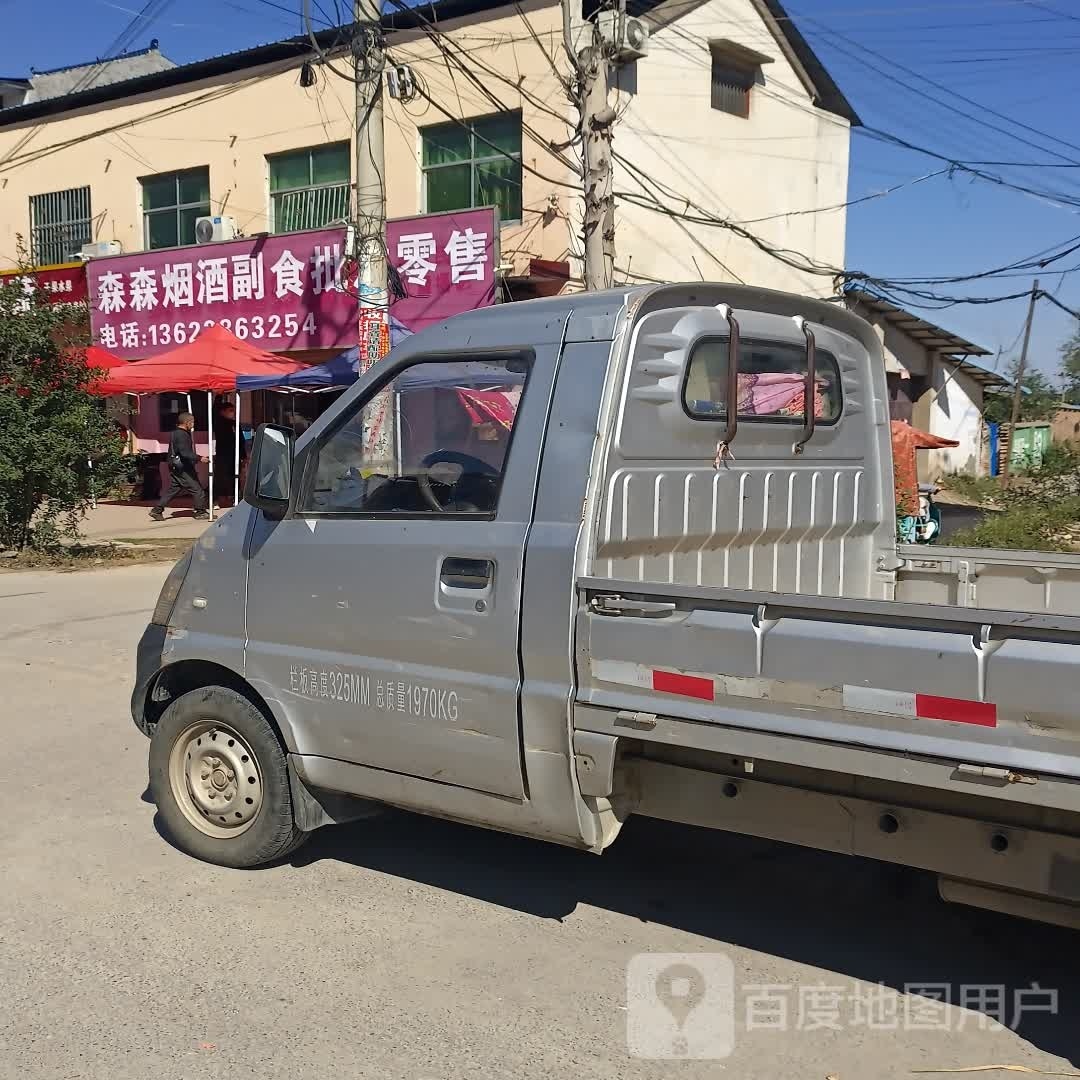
1039,290 -> 1080,321
637,0 -> 1080,201
857,128 -> 1080,210
0,73 -> 270,174
799,17 -> 1080,165
0,0 -> 179,169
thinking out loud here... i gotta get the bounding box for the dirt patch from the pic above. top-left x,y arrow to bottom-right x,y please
0,538 -> 192,572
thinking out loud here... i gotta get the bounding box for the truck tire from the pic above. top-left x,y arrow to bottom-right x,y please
148,685 -> 309,868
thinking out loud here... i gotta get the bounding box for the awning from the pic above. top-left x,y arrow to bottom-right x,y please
845,287 -> 993,360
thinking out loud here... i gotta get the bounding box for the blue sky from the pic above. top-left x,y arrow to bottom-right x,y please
3,0 -> 1079,376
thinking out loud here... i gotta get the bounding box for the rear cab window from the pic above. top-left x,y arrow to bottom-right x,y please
683,337 -> 843,423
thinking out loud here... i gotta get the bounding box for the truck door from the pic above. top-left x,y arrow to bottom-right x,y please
244,353 -> 539,799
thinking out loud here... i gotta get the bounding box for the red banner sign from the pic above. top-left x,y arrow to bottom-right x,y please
87,228 -> 357,359
388,207 -> 498,336
0,262 -> 88,305
358,308 -> 390,367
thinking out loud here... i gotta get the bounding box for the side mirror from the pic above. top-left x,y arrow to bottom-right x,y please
244,423 -> 294,519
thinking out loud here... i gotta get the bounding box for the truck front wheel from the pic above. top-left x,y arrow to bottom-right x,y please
148,686 -> 308,868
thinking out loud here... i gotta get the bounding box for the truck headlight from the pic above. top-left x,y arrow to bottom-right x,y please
151,548 -> 193,626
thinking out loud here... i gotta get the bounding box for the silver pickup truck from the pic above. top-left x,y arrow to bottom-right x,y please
132,283 -> 1080,929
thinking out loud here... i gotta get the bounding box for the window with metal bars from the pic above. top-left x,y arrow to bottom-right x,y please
29,186 -> 92,265
269,143 -> 351,234
710,58 -> 754,118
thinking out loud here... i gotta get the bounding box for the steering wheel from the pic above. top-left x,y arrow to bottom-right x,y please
417,449 -> 499,512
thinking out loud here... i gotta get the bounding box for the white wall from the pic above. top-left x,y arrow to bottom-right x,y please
608,0 -> 851,295
929,361 -> 985,476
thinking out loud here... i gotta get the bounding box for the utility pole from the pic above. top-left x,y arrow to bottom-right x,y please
352,0 -> 393,459
354,0 -> 387,346
566,1 -> 616,290
1001,278 -> 1039,481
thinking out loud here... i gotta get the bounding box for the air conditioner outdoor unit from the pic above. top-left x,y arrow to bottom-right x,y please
598,11 -> 649,62
194,215 -> 237,244
78,240 -> 122,260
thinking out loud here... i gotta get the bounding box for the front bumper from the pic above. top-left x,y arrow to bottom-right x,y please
131,623 -> 167,737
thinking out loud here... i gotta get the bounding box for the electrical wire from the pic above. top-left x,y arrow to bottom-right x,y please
0,0 -> 179,169
1039,290 -> 1080,322
0,74 -> 269,175
800,17 -> 1080,166
632,0 -> 1080,208
382,0 -> 577,160
735,168 -> 949,224
399,72 -> 579,191
251,0 -> 333,27
858,128 -> 1080,211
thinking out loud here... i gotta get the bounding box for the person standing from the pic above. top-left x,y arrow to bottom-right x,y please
151,412 -> 208,521
213,400 -> 247,507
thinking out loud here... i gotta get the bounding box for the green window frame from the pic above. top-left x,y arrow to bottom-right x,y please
141,167 -> 211,250
269,143 -> 351,234
421,112 -> 522,225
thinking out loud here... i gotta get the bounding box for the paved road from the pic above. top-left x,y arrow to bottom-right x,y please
1,565 -> 1078,1080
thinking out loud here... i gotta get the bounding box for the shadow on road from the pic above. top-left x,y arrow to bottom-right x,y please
290,809 -> 1080,1064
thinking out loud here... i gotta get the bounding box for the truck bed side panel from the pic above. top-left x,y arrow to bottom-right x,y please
575,579 -> 1080,781
898,544 -> 1080,616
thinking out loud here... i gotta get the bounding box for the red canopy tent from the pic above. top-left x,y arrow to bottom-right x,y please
82,345 -> 128,395
84,345 -> 127,370
94,324 -> 303,394
92,326 -> 306,515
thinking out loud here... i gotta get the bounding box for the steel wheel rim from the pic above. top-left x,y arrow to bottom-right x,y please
168,720 -> 263,839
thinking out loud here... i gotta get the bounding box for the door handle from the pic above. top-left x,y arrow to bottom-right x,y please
440,557 -> 494,590
589,595 -> 677,617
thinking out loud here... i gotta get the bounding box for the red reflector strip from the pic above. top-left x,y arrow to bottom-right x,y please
915,693 -> 998,728
652,669 -> 715,701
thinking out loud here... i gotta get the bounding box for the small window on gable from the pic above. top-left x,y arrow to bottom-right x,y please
708,39 -> 772,119
711,60 -> 754,117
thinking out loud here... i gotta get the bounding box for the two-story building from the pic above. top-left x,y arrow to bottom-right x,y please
0,0 -> 856,297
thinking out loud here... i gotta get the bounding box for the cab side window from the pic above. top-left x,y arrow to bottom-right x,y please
301,358 -> 529,516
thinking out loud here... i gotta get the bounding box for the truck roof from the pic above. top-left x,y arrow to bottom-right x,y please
408,283 -> 879,358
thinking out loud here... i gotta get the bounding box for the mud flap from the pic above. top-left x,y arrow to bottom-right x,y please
287,756 -> 383,832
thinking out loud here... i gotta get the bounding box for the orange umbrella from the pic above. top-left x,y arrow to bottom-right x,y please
891,420 -> 959,516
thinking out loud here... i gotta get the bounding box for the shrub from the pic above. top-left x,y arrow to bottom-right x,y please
0,261 -> 128,550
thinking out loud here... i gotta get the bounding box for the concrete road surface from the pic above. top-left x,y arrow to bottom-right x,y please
1,565 -> 1078,1080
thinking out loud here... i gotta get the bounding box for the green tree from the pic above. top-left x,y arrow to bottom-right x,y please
1060,325 -> 1080,404
0,259 -> 128,550
983,363 -> 1060,424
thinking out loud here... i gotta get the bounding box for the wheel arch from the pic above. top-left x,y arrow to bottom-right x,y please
144,659 -> 297,754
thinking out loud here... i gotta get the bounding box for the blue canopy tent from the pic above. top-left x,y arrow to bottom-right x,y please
235,317 -> 414,393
